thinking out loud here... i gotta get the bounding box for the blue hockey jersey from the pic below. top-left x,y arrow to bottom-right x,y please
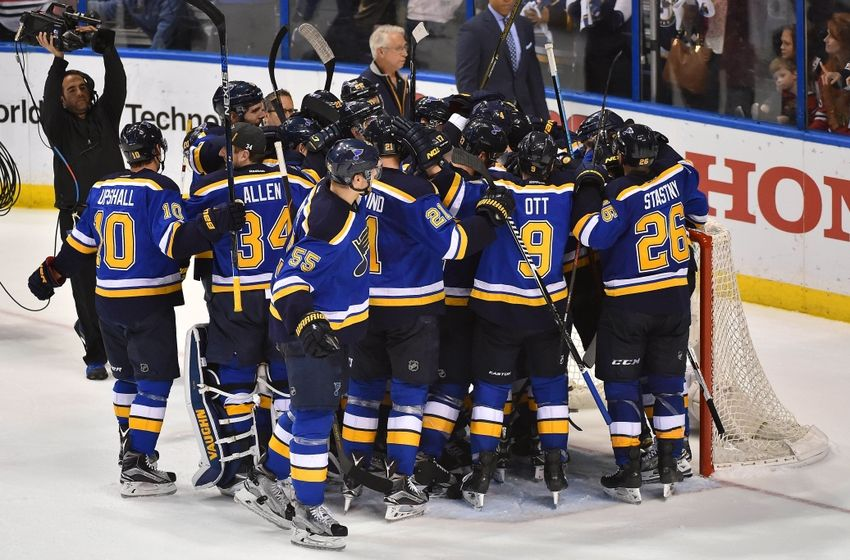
572,161 -> 709,313
186,163 -> 314,294
470,170 -> 575,329
269,179 -> 370,343
61,169 -> 187,321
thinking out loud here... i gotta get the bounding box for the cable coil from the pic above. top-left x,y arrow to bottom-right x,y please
0,139 -> 21,216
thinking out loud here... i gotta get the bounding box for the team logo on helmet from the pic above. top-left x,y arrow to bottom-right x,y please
352,148 -> 363,160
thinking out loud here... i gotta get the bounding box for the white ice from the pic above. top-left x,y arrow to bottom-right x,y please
2,208 -> 849,559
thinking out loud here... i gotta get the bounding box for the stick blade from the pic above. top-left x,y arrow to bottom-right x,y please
451,148 -> 493,182
296,23 -> 335,64
412,22 -> 429,44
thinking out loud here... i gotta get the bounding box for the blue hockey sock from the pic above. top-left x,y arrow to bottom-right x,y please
530,375 -> 570,451
386,379 -> 428,476
129,379 -> 172,455
266,410 -> 293,480
604,380 -> 642,465
647,376 -> 686,457
469,381 -> 511,459
112,379 -> 137,431
289,409 -> 335,506
419,383 -> 467,459
341,378 -> 385,464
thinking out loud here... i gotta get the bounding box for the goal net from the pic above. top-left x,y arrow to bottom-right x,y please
689,220 -> 829,474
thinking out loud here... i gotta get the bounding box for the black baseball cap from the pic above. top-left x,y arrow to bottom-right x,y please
231,122 -> 267,156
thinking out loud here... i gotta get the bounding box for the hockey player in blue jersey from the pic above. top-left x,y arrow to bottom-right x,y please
339,115 -> 515,521
184,123 -> 313,497
28,121 -> 245,497
462,131 -> 575,509
571,124 -> 708,504
234,139 -> 379,550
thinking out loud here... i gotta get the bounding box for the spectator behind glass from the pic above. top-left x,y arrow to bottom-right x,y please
773,24 -> 795,61
566,0 -> 633,99
769,57 -> 798,125
88,0 -> 198,50
811,12 -> 850,134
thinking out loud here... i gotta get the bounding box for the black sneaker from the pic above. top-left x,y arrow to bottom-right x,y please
85,363 -> 109,381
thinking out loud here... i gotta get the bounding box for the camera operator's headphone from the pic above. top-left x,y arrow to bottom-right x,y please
62,70 -> 98,105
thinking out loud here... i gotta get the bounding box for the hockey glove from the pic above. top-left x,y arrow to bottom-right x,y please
392,117 -> 450,170
575,163 -> 608,194
306,123 -> 343,153
443,93 -> 475,118
28,256 -> 65,300
296,312 -> 341,358
476,184 -> 516,227
199,200 -> 246,241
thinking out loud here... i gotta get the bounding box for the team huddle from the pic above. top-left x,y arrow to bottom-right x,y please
27,76 -> 708,551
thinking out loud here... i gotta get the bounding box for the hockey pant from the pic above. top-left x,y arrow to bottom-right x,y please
343,378 -> 428,476
606,376 -> 685,465
265,409 -> 334,507
113,378 -> 172,455
469,376 -> 570,462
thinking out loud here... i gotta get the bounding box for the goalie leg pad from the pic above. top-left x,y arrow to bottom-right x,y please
183,325 -> 260,489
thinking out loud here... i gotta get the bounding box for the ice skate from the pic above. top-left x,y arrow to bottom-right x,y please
233,463 -> 293,529
658,440 -> 684,499
678,440 -> 693,478
415,454 -> 460,499
640,442 -> 660,483
120,450 -> 176,498
601,447 -> 642,505
461,451 -> 497,510
341,477 -> 362,513
291,500 -> 348,551
383,460 -> 428,521
543,449 -> 568,507
494,428 -> 511,483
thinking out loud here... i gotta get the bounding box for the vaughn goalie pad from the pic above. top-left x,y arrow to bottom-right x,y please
184,324 -> 259,489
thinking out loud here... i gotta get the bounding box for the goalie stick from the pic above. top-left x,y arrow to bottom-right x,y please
480,0 -> 523,90
296,23 -> 335,92
452,148 -> 612,425
184,0 -> 243,312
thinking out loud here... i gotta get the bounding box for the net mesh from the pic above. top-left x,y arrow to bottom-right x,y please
692,220 -> 829,468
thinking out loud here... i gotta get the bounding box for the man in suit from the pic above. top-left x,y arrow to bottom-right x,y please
455,0 -> 549,119
360,24 -> 412,118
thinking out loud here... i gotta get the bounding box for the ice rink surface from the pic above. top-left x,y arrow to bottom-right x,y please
2,208 -> 849,559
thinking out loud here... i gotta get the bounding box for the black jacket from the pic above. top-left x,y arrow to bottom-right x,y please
359,64 -> 411,119
41,48 -> 127,210
455,9 -> 548,118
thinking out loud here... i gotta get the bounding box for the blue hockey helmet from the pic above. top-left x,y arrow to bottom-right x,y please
326,139 -> 381,186
120,121 -> 167,165
340,77 -> 380,103
212,81 -> 264,119
613,124 -> 659,167
575,109 -> 625,143
280,116 -> 321,151
518,130 -> 557,180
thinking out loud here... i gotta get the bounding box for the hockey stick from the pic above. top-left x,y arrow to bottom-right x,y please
273,141 -> 296,236
544,43 -> 575,151
687,347 -> 725,435
479,0 -> 523,90
331,418 -> 393,494
296,23 -> 335,92
266,24 -> 289,125
409,22 -> 429,117
453,149 -> 612,425
185,0 -> 243,312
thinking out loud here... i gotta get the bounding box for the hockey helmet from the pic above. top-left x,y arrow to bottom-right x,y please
326,138 -> 382,185
575,109 -> 625,143
613,124 -> 659,167
469,99 -> 511,129
415,96 -> 451,128
120,121 -> 167,165
300,90 -> 344,126
517,130 -> 557,180
212,81 -> 264,120
458,118 -> 508,165
341,77 -> 379,103
363,114 -> 403,157
280,116 -> 321,151
341,98 -> 384,129
505,108 -> 533,151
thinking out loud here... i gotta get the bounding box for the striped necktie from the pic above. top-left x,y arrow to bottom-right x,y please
503,16 -> 519,72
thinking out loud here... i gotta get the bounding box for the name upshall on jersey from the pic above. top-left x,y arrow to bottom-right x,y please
96,188 -> 135,207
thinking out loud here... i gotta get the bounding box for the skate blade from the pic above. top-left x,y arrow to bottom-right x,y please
662,483 -> 675,498
552,491 -> 560,508
291,528 -> 346,551
233,488 -> 292,529
602,486 -> 642,505
384,503 -> 426,522
120,481 -> 177,498
493,467 -> 506,484
462,490 -> 485,510
533,466 -> 544,482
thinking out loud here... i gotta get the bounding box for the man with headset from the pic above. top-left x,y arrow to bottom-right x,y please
37,27 -> 126,380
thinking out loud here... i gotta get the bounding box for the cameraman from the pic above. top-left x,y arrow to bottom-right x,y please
37,27 -> 126,381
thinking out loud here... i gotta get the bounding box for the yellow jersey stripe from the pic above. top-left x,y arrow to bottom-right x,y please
370,292 -> 445,307
604,277 -> 688,297
470,287 -> 567,306
616,164 -> 683,201
66,235 -> 97,254
96,283 -> 182,298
